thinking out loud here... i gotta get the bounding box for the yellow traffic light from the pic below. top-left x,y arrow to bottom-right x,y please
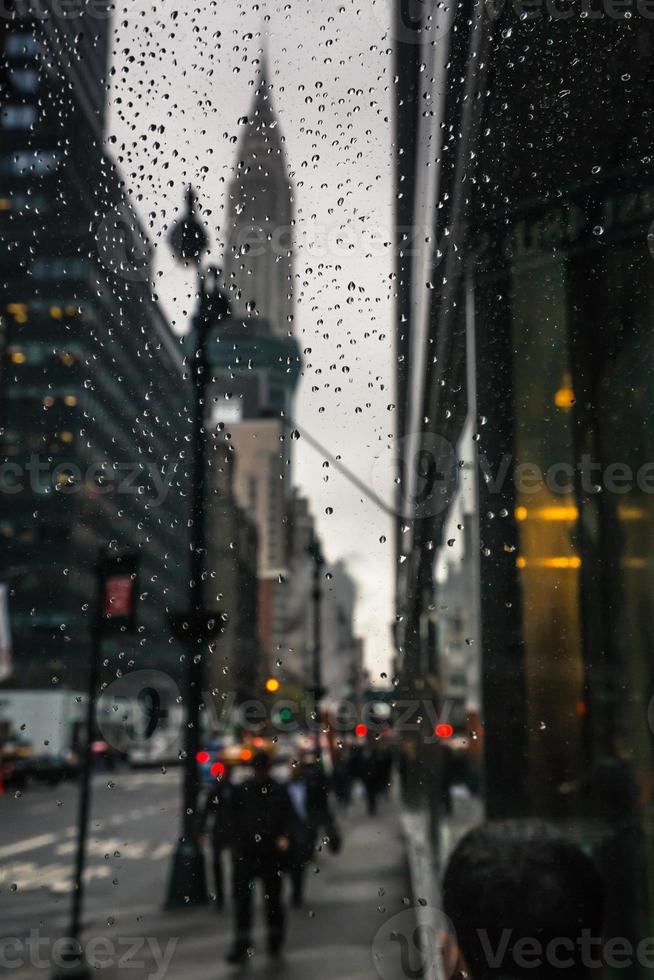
264,677 -> 281,693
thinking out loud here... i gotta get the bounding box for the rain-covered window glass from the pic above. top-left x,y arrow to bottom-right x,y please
1,1 -> 653,979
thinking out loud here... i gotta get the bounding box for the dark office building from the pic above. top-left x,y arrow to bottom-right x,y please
0,3 -> 190,687
395,1 -> 654,963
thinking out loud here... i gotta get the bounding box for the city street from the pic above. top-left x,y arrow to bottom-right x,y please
0,771 -> 415,979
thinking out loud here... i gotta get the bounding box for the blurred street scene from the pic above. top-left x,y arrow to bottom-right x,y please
1,0 -> 654,979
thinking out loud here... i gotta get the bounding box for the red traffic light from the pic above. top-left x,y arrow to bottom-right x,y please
196,750 -> 210,764
355,723 -> 368,738
435,723 -> 454,738
210,761 -> 226,778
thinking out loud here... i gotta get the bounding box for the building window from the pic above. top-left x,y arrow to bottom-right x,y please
2,105 -> 38,130
9,68 -> 39,94
4,34 -> 41,59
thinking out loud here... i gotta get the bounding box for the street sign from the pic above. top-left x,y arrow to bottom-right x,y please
99,553 -> 139,631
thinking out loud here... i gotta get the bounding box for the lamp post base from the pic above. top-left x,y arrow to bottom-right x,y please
165,838 -> 208,909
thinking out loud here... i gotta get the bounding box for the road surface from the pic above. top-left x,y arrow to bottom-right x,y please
0,770 -> 418,980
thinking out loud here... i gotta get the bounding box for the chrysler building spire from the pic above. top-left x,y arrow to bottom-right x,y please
223,52 -> 294,336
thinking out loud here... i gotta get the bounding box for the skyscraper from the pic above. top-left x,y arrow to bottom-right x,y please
208,54 -> 301,671
222,54 -> 294,336
0,4 -> 190,689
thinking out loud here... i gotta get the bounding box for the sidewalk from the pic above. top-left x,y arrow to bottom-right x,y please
11,795 -> 415,980
401,786 -> 484,909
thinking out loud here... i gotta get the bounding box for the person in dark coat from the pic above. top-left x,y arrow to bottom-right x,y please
226,751 -> 294,964
286,756 -> 333,907
200,761 -> 236,909
360,744 -> 387,815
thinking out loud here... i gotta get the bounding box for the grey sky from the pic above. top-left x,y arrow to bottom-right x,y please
108,0 -> 396,675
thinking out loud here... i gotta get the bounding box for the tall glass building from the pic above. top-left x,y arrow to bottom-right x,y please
394,0 -> 654,961
0,2 -> 190,688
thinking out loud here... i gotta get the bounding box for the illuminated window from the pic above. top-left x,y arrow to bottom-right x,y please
59,432 -> 74,444
9,68 -> 39,94
7,302 -> 27,323
1,105 -> 38,130
4,34 -> 40,59
58,351 -> 75,366
43,395 -> 54,407
63,395 -> 77,407
0,199 -> 11,211
10,350 -> 25,364
50,306 -> 63,319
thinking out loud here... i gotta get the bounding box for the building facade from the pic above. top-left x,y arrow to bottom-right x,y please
0,2 -> 190,689
394,0 -> 654,960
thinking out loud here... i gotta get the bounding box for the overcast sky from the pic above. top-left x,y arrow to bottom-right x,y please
107,0 -> 396,677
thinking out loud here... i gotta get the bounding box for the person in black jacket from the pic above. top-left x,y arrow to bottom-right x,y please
286,755 -> 334,907
200,761 -> 236,909
226,751 -> 294,964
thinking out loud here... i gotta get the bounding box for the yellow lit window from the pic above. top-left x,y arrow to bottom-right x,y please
43,395 -> 54,407
58,351 -> 75,366
554,371 -> 575,410
10,350 -> 26,364
63,395 -> 77,407
7,302 -> 28,323
59,431 -> 73,444
50,306 -> 63,319
516,556 -> 581,570
0,198 -> 11,211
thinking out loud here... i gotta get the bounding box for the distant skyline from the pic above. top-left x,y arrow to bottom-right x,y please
108,0 -> 396,676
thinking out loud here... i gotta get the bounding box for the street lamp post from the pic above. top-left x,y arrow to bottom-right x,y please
308,536 -> 325,749
165,187 -> 228,908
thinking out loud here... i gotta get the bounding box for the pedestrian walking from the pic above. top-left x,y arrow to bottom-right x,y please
286,755 -> 337,907
331,743 -> 353,808
200,760 -> 236,909
360,745 -> 386,815
226,751 -> 294,964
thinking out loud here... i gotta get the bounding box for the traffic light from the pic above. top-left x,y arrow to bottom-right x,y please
264,677 -> 281,693
354,723 -> 368,738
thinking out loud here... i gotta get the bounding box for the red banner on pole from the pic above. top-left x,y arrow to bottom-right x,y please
103,574 -> 133,619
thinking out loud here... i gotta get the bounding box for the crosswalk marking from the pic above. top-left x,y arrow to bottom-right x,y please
0,833 -> 58,860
